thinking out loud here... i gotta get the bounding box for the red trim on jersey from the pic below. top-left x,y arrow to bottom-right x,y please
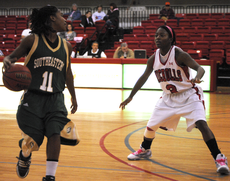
192,86 -> 201,100
147,126 -> 154,131
159,46 -> 173,65
181,66 -> 190,80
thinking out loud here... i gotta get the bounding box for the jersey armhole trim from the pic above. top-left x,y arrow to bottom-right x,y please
24,34 -> 38,66
63,39 -> 69,72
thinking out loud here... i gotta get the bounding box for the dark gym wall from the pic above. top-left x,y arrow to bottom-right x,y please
0,0 -> 229,8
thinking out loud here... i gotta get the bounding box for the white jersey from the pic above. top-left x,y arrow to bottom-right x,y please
153,45 -> 193,94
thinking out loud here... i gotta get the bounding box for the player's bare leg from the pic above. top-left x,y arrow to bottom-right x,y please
43,134 -> 60,181
196,120 -> 229,174
127,127 -> 155,160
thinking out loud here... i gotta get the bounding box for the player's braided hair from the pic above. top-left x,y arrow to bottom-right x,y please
157,25 -> 176,45
30,6 -> 58,36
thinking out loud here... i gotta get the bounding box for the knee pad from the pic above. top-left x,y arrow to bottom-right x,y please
144,127 -> 156,139
20,132 -> 39,157
60,120 -> 80,146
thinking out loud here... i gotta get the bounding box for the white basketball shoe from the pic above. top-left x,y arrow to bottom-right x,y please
215,153 -> 229,174
127,146 -> 152,160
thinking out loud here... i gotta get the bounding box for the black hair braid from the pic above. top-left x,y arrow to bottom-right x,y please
30,6 -> 58,36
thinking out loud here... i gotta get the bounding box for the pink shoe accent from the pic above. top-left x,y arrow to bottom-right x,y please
132,149 -> 143,155
216,159 -> 227,166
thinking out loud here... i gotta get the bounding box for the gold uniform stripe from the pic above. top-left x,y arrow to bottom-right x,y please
42,34 -> 61,52
24,34 -> 38,66
63,39 -> 69,72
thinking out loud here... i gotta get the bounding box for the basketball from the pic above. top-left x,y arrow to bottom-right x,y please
2,64 -> 32,91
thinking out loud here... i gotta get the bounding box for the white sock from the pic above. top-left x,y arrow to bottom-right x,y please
46,161 -> 58,176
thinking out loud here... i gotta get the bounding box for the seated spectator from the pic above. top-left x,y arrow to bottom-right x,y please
103,3 -> 119,28
80,11 -> 95,28
92,5 -> 106,22
113,42 -> 134,58
21,22 -> 32,40
83,41 -> 107,58
159,2 -> 175,21
0,50 -> 4,57
65,24 -> 76,41
65,3 -> 82,21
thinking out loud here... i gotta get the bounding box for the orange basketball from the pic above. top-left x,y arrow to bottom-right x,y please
2,64 -> 32,91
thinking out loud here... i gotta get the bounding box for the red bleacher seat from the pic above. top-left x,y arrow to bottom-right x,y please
181,41 -> 196,51
176,33 -> 189,42
145,26 -> 157,34
133,26 -> 145,34
198,13 -> 211,19
16,16 -> 28,21
179,19 -> 191,27
0,21 -> 5,28
17,20 -> 28,28
176,41 -> 181,47
140,41 -> 154,57
225,13 -> 230,19
123,34 -> 136,42
141,20 -> 152,28
186,13 -> 198,19
210,27 -> 224,34
226,49 -> 230,65
210,41 -> 225,49
211,13 -> 224,19
226,41 -> 230,49
72,20 -> 81,28
2,41 -> 16,49
113,41 -> 122,49
85,27 -> 97,40
148,34 -> 155,42
173,27 -> 184,34
74,27 -> 85,34
191,19 -> 204,27
196,27 -> 211,34
190,34 -> 203,41
187,49 -> 202,59
135,34 -> 149,41
152,19 -> 165,27
204,19 -> 217,27
176,13 -> 186,18
5,15 -> 16,22
183,27 -> 197,34
217,34 -> 230,41
209,49 -> 224,64
104,49 -> 115,58
149,14 -> 159,20
127,41 -> 140,49
203,34 -> 218,41
68,41 -> 76,48
95,20 -> 106,33
196,41 -> 209,57
166,19 -> 177,28
0,15 -> 6,21
217,19 -> 230,27
6,21 -> 17,28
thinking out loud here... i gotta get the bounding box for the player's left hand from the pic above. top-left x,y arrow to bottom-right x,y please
70,97 -> 78,114
187,78 -> 203,84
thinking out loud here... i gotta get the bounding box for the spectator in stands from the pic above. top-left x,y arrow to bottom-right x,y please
21,22 -> 32,40
65,3 -> 82,21
159,2 -> 175,21
0,50 -> 4,57
92,5 -> 106,22
80,11 -> 95,28
103,3 -> 119,28
83,41 -> 107,58
113,42 -> 134,58
66,24 -> 76,41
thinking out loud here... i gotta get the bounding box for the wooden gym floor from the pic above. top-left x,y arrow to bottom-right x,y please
0,87 -> 229,181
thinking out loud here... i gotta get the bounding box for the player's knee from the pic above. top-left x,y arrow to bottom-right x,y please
147,126 -> 154,131
195,120 -> 208,130
21,134 -> 39,157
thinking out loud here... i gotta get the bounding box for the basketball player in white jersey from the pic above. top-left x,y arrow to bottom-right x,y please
120,25 -> 229,174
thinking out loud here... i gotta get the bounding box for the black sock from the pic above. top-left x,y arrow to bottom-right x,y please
205,138 -> 221,159
141,137 -> 153,150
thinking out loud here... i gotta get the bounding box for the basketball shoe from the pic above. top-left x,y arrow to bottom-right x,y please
127,146 -> 152,160
16,150 -> 31,178
215,153 -> 229,174
42,176 -> 55,181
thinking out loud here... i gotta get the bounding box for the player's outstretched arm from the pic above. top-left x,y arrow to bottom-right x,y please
119,54 -> 155,110
3,34 -> 34,69
175,48 -> 205,84
66,41 -> 78,114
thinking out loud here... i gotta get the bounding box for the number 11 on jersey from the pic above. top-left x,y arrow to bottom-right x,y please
40,71 -> 53,92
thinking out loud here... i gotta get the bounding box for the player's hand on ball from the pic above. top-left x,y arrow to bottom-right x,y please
119,97 -> 132,110
70,97 -> 78,114
3,57 -> 17,70
187,78 -> 203,84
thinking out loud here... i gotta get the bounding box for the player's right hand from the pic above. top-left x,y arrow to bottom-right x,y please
119,97 -> 132,110
3,57 -> 16,70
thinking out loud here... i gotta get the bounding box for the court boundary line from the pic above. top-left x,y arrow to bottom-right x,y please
99,121 -> 178,181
